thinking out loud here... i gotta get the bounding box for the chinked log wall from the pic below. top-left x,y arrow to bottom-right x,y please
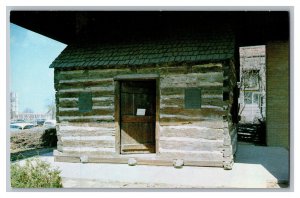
222,60 -> 238,169
54,62 -> 235,167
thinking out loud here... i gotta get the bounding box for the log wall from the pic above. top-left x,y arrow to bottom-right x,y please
54,62 -> 237,168
158,64 -> 225,163
222,60 -> 238,169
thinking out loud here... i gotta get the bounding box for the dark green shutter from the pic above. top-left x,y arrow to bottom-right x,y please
185,88 -> 201,109
78,92 -> 93,112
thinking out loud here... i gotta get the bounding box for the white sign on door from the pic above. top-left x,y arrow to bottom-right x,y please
136,108 -> 146,116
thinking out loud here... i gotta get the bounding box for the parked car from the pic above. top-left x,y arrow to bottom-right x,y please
10,119 -> 26,124
43,120 -> 56,129
10,123 -> 35,131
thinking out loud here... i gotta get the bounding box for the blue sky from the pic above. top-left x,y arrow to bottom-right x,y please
10,23 -> 67,113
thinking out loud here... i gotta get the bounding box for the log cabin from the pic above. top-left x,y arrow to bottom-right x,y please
49,24 -> 239,170
10,11 -> 290,169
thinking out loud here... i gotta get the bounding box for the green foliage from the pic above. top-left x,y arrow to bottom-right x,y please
11,158 -> 62,188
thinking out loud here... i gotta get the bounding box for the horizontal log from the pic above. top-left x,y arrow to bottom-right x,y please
93,97 -> 115,101
58,86 -> 114,93
58,115 -> 114,122
61,139 -> 115,148
114,73 -> 159,80
58,70 -> 85,75
59,97 -> 79,102
202,95 -> 223,99
158,149 -> 223,161
58,100 -> 78,108
160,72 -> 223,88
160,97 -> 224,108
59,99 -> 114,108
58,122 -> 115,128
61,136 -> 114,141
160,87 -> 184,96
159,125 -> 224,140
57,90 -> 114,98
61,149 -> 116,157
58,107 -> 78,111
160,96 -> 183,109
60,131 -> 115,138
184,160 -> 223,167
160,86 -> 223,96
88,157 -> 129,164
191,64 -> 223,73
137,65 -> 222,75
161,95 -> 184,100
202,98 -> 225,107
160,136 -> 223,142
85,106 -> 118,112
58,108 -> 114,117
193,63 -> 223,68
159,115 -> 223,123
57,127 -> 115,136
159,117 -> 223,126
159,138 -> 223,152
160,107 -> 225,117
158,66 -> 188,75
160,104 -> 181,108
58,130 -> 115,137
59,105 -> 114,111
59,77 -> 113,84
62,146 -> 115,152
57,80 -> 113,90
162,81 -> 223,88
93,101 -> 114,109
56,68 -> 132,80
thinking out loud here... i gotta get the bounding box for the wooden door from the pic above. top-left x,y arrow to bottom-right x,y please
120,81 -> 156,154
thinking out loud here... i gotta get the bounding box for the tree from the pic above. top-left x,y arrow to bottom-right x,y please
46,100 -> 56,119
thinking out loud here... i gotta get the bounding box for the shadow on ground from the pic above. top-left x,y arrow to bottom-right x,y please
11,148 -> 54,162
235,143 -> 289,186
10,127 -> 57,161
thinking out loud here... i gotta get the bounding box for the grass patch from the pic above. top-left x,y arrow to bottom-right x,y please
11,158 -> 62,188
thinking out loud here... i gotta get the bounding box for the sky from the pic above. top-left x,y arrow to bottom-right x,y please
10,23 -> 67,113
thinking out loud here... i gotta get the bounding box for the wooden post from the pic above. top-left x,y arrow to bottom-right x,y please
114,81 -> 121,154
155,77 -> 160,154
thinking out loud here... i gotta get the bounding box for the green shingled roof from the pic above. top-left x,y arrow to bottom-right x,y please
50,33 -> 235,68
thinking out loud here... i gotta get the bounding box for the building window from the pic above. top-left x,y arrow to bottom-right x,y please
243,70 -> 259,90
244,92 -> 260,105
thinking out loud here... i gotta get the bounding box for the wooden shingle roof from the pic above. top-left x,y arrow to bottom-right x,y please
50,32 -> 235,68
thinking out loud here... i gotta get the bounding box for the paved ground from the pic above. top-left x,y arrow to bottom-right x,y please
31,143 -> 289,188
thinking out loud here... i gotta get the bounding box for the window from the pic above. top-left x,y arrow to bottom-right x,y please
243,70 -> 259,90
244,92 -> 260,105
